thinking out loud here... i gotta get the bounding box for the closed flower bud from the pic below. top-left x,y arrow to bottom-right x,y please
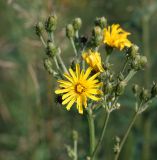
130,44 -> 139,58
92,26 -> 102,36
103,82 -> 113,94
45,15 -> 57,32
140,88 -> 150,102
72,130 -> 78,141
131,55 -> 147,70
43,58 -> 53,74
46,42 -> 58,57
151,82 -> 157,98
66,24 -> 75,38
132,84 -> 140,95
35,22 -> 44,37
116,81 -> 127,96
139,56 -> 147,68
91,26 -> 103,46
72,17 -> 82,30
95,17 -> 107,29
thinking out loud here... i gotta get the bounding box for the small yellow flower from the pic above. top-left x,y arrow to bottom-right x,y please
103,24 -> 132,50
55,64 -> 102,114
82,50 -> 104,72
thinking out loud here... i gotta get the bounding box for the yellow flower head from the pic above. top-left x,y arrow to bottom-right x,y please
55,64 -> 102,114
103,24 -> 132,50
82,50 -> 104,73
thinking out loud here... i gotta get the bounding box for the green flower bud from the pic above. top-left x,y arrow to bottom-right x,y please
35,22 -> 44,37
91,26 -> 103,47
151,82 -> 157,98
45,15 -> 57,32
128,44 -> 139,58
132,84 -> 140,95
139,56 -> 147,68
95,17 -> 107,29
66,24 -> 75,39
140,88 -> 150,102
116,81 -> 127,96
115,136 -> 120,143
46,42 -> 58,57
43,58 -> 53,74
103,82 -> 113,94
92,26 -> 102,36
131,55 -> 147,70
72,17 -> 82,30
72,130 -> 78,141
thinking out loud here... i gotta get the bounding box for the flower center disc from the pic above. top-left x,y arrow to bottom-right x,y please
75,83 -> 85,94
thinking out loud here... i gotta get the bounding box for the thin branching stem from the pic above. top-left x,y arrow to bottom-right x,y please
40,35 -> 47,48
70,38 -> 78,56
91,112 -> 110,159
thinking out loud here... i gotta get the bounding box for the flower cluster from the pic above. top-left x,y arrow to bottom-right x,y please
36,15 -> 157,160
35,15 -> 156,115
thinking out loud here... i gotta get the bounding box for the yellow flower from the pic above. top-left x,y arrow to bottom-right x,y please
82,50 -> 104,72
103,24 -> 132,50
55,64 -> 102,114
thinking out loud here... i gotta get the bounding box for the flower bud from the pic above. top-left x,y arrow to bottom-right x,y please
140,88 -> 150,102
72,130 -> 78,141
43,58 -> 53,74
46,42 -> 58,57
45,15 -> 57,32
132,84 -> 140,95
129,44 -> 139,58
139,56 -> 147,68
72,17 -> 82,30
116,81 -> 127,96
151,82 -> 157,98
95,17 -> 107,29
66,24 -> 75,39
91,26 -> 103,46
103,82 -> 113,94
131,55 -> 147,70
92,26 -> 102,36
35,22 -> 44,37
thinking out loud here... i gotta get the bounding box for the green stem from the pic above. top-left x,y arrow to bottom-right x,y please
56,50 -> 68,73
91,112 -> 110,159
114,111 -> 139,160
74,139 -> 78,160
121,60 -> 128,74
124,70 -> 136,83
40,35 -> 47,48
87,108 -> 95,157
105,54 -> 110,63
70,38 -> 77,57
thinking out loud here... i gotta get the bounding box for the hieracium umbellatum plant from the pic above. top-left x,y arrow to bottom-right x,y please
35,15 -> 157,160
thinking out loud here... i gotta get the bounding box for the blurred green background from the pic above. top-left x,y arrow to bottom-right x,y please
0,0 -> 157,159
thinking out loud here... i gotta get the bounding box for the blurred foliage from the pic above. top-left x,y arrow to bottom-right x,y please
0,0 -> 157,159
